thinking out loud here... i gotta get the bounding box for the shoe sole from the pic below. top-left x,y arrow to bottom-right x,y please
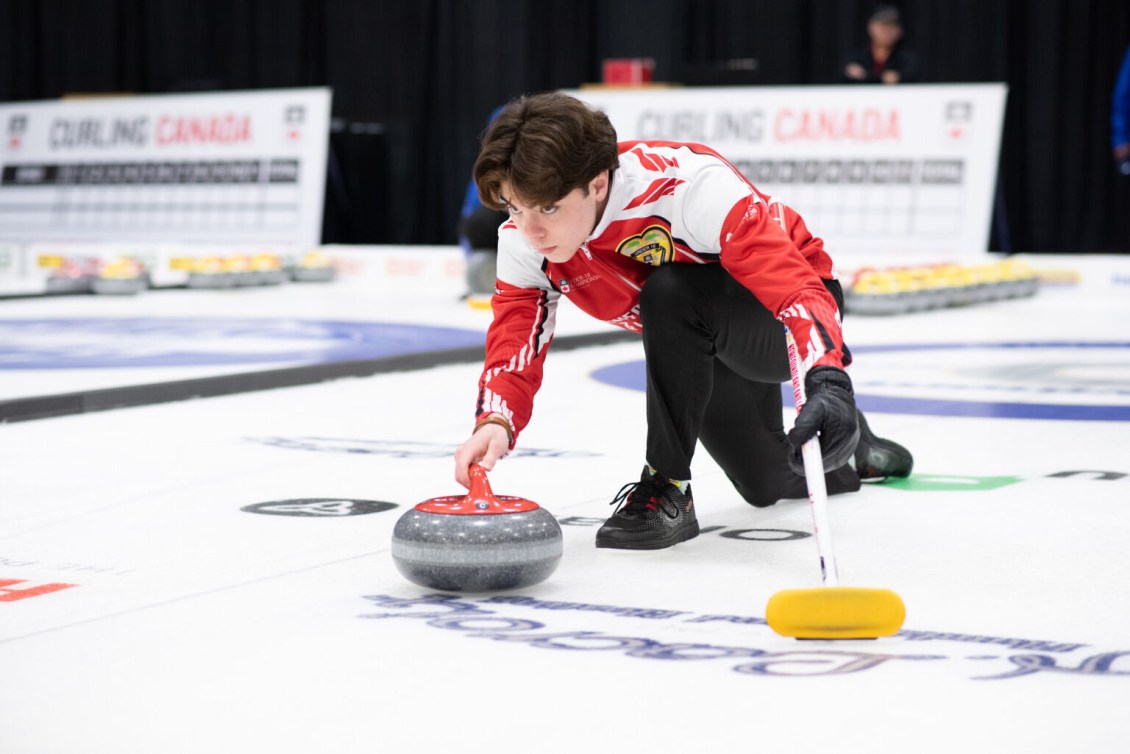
595,520 -> 701,551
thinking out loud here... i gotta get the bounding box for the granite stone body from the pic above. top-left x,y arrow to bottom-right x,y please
392,506 -> 562,591
391,465 -> 563,592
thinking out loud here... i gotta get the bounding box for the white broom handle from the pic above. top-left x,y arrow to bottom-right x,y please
785,328 -> 840,588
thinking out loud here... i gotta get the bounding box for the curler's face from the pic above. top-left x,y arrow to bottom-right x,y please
501,171 -> 610,264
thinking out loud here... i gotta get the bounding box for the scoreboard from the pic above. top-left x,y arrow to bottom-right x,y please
569,83 -> 1008,265
0,88 -> 331,294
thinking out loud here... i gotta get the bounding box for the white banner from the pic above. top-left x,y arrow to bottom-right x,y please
567,84 -> 1008,263
0,87 -> 331,249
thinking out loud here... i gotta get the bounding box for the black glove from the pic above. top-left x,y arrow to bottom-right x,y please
787,366 -> 860,475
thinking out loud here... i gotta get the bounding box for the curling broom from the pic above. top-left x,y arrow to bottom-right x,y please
765,328 -> 906,640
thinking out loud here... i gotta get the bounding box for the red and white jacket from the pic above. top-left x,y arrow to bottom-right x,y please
476,140 -> 846,446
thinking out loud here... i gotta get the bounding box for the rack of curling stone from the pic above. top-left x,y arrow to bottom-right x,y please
844,259 -> 1040,316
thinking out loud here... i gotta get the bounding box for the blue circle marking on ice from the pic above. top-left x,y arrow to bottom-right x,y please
0,318 -> 486,369
590,342 -> 1130,422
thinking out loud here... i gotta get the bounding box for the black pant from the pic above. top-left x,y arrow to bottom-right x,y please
639,263 -> 859,507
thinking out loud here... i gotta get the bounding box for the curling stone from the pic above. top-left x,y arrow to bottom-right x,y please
391,464 -> 562,592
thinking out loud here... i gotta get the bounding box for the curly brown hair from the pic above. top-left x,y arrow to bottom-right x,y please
473,92 -> 620,211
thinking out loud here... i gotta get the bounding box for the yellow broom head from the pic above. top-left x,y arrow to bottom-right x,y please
766,587 -> 906,639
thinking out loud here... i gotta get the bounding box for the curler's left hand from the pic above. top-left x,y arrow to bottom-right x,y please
787,366 -> 860,474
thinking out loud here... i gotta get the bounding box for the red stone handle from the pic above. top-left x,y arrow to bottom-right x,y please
416,463 -> 540,515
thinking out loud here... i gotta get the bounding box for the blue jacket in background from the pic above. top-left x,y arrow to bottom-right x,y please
1112,44 -> 1130,150
460,105 -> 507,255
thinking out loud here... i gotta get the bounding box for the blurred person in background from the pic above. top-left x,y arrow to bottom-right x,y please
842,3 -> 921,85
1113,42 -> 1130,177
459,106 -> 509,296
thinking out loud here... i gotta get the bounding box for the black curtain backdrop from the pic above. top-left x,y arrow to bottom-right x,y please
2,0 -> 1128,252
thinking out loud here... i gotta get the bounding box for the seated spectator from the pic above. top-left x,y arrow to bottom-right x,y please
842,4 -> 921,85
